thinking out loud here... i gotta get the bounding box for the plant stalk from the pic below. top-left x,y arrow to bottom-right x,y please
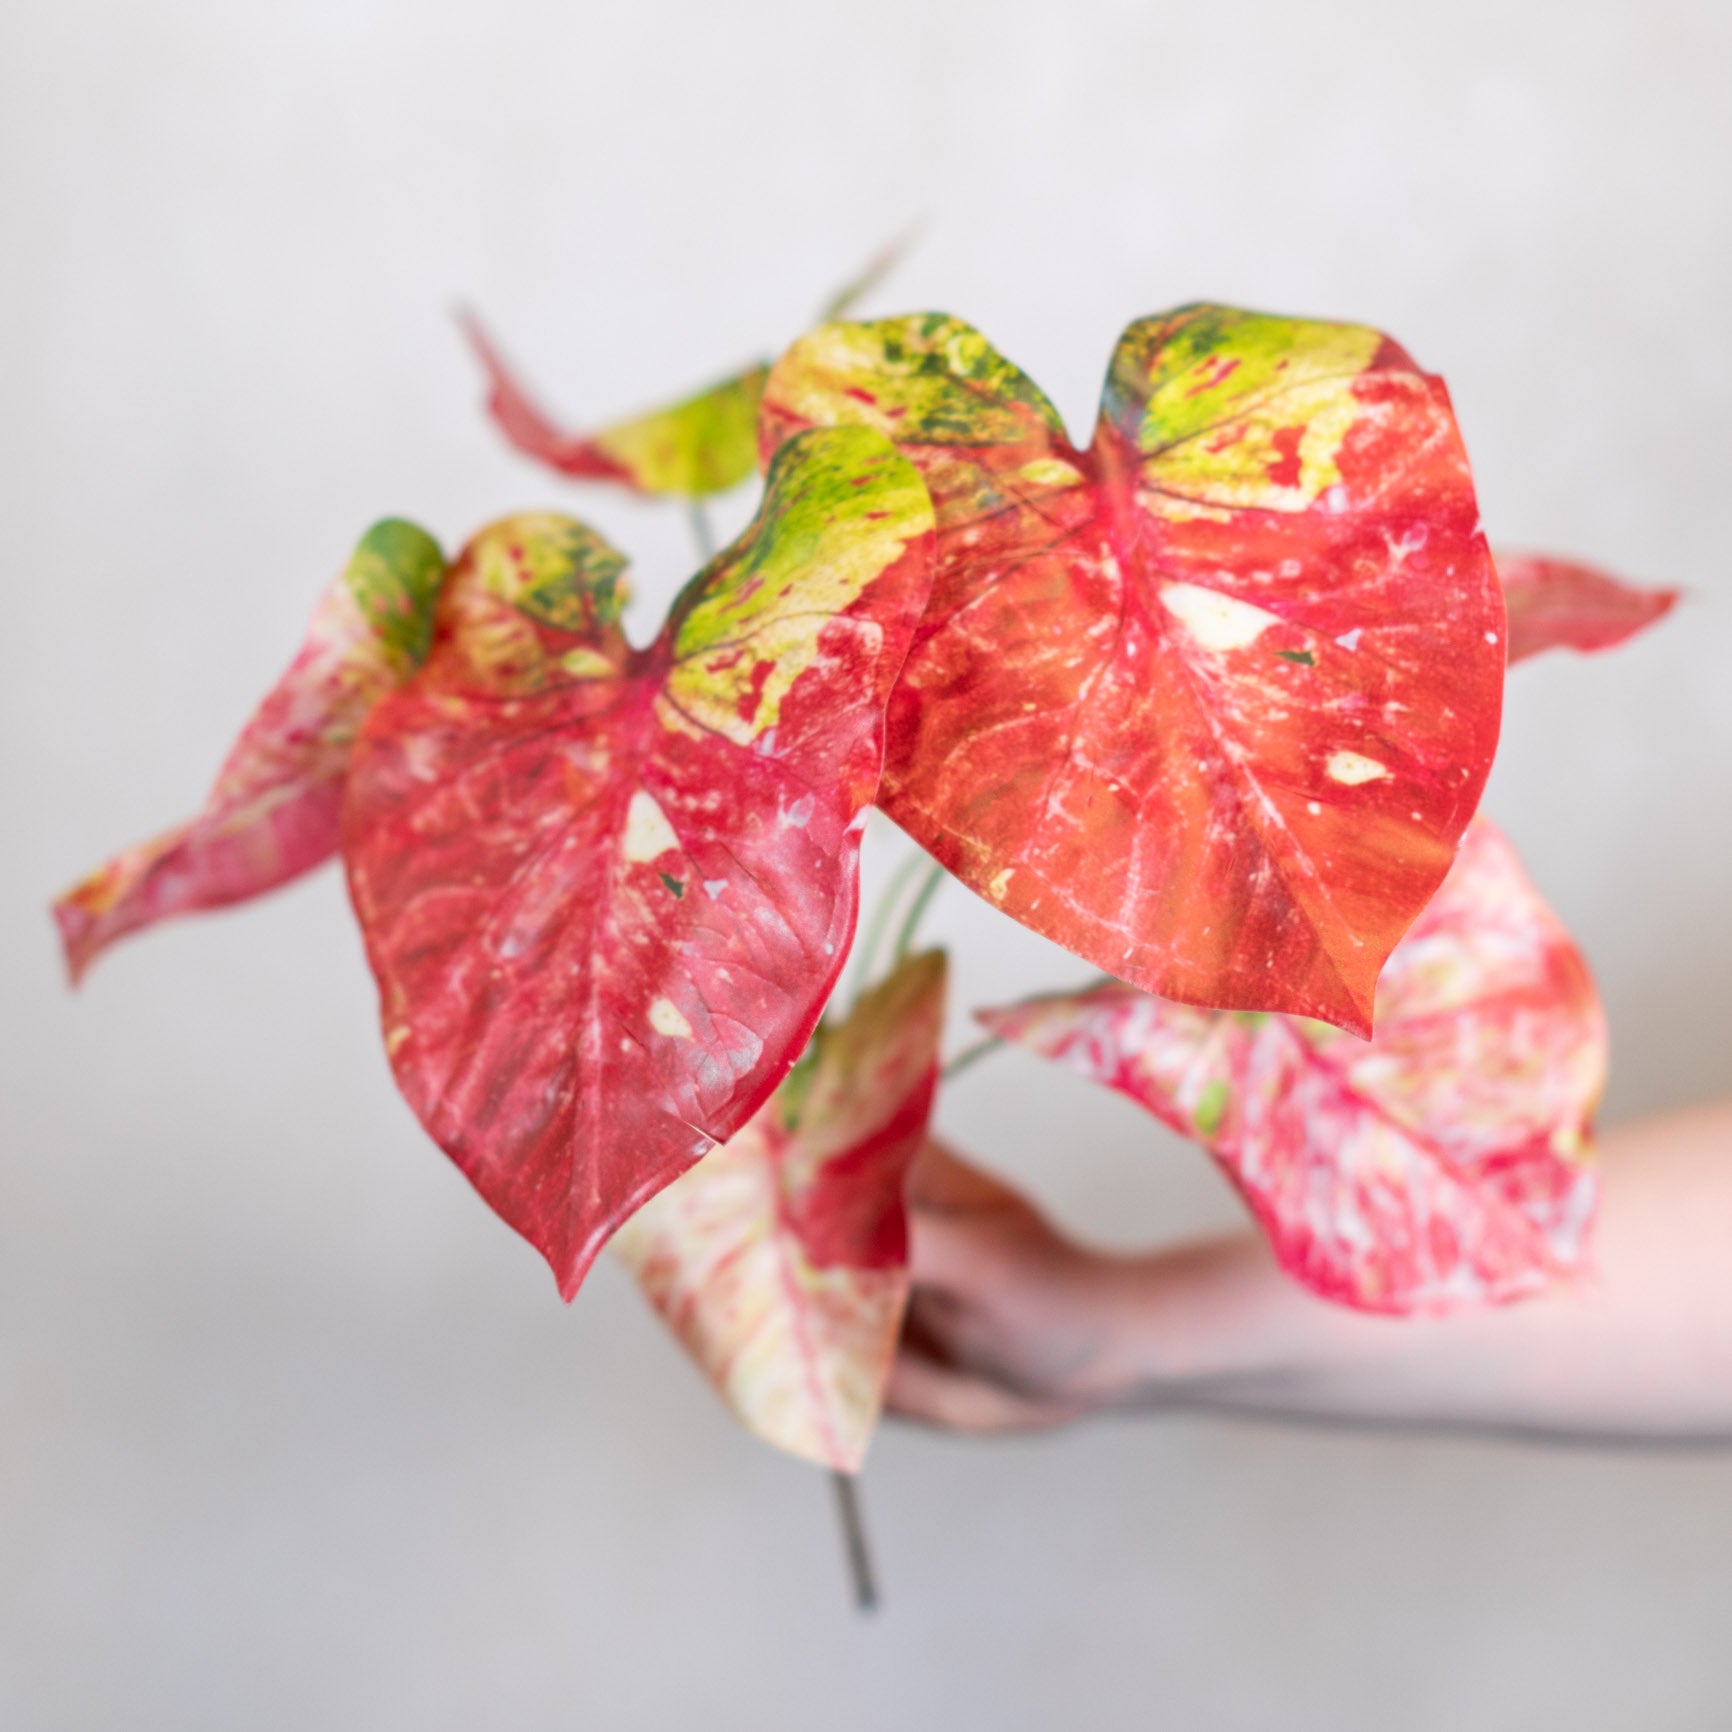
830,1470 -> 879,1613
942,1033 -> 1004,1081
890,861 -> 945,964
687,499 -> 715,564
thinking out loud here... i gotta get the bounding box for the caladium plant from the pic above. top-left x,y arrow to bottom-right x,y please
54,284 -> 1675,1502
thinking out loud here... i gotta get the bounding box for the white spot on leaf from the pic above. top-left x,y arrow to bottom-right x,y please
622,790 -> 680,863
1335,627 -> 1362,652
649,998 -> 693,1039
1161,583 -> 1281,653
1326,750 -> 1390,786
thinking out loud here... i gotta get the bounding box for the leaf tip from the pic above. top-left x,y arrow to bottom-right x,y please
50,893 -> 96,988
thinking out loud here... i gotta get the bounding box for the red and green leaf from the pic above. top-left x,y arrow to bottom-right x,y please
981,818 -> 1605,1314
461,234 -> 915,500
343,428 -> 936,1298
762,306 -> 1506,1036
613,949 -> 946,1470
461,310 -> 767,498
53,519 -> 446,982
1496,551 -> 1678,664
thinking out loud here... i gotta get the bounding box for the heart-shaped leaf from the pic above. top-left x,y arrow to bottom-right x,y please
462,310 -> 766,498
762,307 -> 1507,1035
53,519 -> 446,982
343,427 -> 936,1298
613,949 -> 945,1470
1497,551 -> 1678,664
980,818 -> 1605,1314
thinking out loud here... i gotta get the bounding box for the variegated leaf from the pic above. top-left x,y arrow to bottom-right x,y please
343,428 -> 935,1298
614,949 -> 945,1470
462,309 -> 766,498
981,819 -> 1605,1314
763,306 -> 1506,1036
54,519 -> 446,981
1497,551 -> 1678,664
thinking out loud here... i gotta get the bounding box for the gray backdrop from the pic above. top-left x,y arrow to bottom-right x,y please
4,0 -> 1729,1726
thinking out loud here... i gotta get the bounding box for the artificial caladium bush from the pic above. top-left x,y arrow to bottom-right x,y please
55,285 -> 1677,1488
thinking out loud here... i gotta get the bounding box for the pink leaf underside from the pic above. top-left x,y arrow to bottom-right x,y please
343,428 -> 936,1299
460,310 -> 766,498
761,307 -> 1508,1036
613,949 -> 946,1470
53,520 -> 445,982
1496,551 -> 1679,664
981,818 -> 1606,1314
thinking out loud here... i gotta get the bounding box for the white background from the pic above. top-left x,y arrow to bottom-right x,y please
4,1 -> 1730,1726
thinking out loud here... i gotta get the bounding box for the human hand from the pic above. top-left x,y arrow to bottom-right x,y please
887,1139 -> 1130,1433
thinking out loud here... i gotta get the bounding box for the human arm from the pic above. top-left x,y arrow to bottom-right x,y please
889,1100 -> 1732,1444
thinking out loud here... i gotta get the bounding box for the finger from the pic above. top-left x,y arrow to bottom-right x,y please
906,1204 -> 1015,1291
905,1136 -> 1030,1211
886,1348 -> 1087,1435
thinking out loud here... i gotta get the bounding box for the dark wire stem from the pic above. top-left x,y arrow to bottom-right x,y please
830,1471 -> 879,1613
889,862 -> 945,965
687,499 -> 715,564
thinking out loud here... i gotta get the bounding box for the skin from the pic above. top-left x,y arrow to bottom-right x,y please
889,1098 -> 1732,1445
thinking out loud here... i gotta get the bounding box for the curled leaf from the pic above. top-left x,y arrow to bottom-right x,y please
53,519 -> 446,982
1497,551 -> 1678,664
614,949 -> 946,1470
462,234 -> 915,500
980,819 -> 1605,1314
343,428 -> 936,1298
763,306 -> 1506,1036
461,310 -> 767,498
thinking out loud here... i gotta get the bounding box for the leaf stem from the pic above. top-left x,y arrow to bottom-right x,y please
830,1470 -> 879,1613
941,1034 -> 1004,1082
889,862 -> 945,965
848,850 -> 929,1007
687,499 -> 715,564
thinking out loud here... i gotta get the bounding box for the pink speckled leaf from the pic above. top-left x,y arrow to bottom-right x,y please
343,428 -> 935,1299
613,949 -> 946,1470
54,520 -> 446,982
981,819 -> 1605,1313
762,307 -> 1505,1036
1497,551 -> 1678,664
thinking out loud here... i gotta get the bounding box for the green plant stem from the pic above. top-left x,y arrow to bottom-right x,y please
890,862 -> 945,964
942,1034 -> 1004,1082
831,1471 -> 879,1613
848,850 -> 929,1007
687,499 -> 715,564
